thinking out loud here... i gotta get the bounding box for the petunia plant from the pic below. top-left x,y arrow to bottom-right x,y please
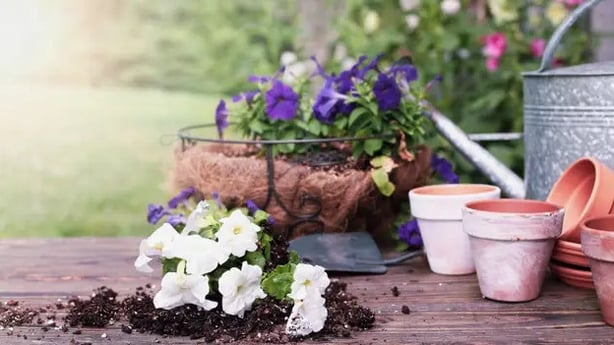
216,56 -> 428,196
137,188 -> 331,337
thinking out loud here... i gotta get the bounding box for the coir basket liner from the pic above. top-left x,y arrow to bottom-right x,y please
173,142 -> 431,242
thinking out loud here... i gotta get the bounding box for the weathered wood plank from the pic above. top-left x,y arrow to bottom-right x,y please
0,238 -> 613,344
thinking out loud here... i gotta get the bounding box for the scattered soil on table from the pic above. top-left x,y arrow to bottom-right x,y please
401,305 -> 411,315
64,286 -> 120,328
0,300 -> 38,327
391,286 -> 400,297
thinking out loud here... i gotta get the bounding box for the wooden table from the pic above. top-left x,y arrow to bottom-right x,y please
0,238 -> 612,344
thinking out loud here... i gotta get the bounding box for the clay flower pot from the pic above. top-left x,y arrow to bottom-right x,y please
463,199 -> 564,302
409,184 -> 500,275
547,157 -> 614,243
581,215 -> 614,326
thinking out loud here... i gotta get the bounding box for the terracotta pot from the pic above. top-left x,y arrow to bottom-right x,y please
551,239 -> 590,268
547,157 -> 614,243
581,215 -> 614,326
409,184 -> 500,275
463,199 -> 564,302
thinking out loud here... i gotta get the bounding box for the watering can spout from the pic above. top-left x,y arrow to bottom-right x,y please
421,101 -> 526,199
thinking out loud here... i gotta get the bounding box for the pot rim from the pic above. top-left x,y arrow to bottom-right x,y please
547,157 -> 614,242
581,215 -> 614,262
464,199 -> 564,217
409,184 -> 500,198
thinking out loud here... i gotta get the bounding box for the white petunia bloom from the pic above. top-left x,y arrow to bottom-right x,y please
399,0 -> 420,11
181,201 -> 210,235
404,14 -> 420,31
280,51 -> 298,66
285,295 -> 328,336
288,264 -> 330,301
218,261 -> 266,317
135,223 -> 179,273
441,0 -> 460,15
163,234 -> 230,275
153,261 -> 217,311
216,210 -> 261,257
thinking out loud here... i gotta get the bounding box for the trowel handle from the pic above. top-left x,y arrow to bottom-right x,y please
538,0 -> 602,72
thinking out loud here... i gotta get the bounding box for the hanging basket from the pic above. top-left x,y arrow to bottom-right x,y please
173,124 -> 432,242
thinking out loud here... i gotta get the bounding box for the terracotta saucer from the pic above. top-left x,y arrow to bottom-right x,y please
551,248 -> 590,268
547,157 -> 614,243
550,261 -> 594,290
556,239 -> 583,251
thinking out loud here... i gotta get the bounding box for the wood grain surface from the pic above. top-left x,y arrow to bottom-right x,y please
0,238 -> 612,344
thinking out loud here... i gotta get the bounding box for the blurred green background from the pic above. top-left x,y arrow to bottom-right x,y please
0,0 -> 597,236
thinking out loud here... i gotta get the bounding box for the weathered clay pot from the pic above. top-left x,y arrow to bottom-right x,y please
547,157 -> 614,243
409,184 -> 500,275
581,215 -> 614,326
463,199 -> 564,302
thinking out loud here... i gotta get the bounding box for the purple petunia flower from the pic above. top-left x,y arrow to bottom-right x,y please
373,73 -> 402,111
246,199 -> 259,215
312,78 -> 349,124
431,153 -> 460,183
265,80 -> 299,121
212,192 -> 223,208
167,214 -> 186,227
215,100 -> 228,138
356,54 -> 382,79
248,75 -> 270,83
147,204 -> 168,225
231,90 -> 258,104
168,187 -> 195,209
388,64 -> 418,83
398,219 -> 423,248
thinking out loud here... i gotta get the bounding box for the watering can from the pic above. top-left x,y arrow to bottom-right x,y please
424,0 -> 614,200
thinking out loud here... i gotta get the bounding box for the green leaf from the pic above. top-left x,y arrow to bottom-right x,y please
161,258 -> 182,275
348,107 -> 369,127
261,262 -> 295,300
288,250 -> 300,264
371,168 -> 395,196
364,139 -> 383,156
308,119 -> 322,135
249,120 -> 267,134
245,251 -> 266,269
254,210 -> 270,224
334,115 -> 348,130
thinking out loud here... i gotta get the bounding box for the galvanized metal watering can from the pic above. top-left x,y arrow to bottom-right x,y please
425,0 -> 614,200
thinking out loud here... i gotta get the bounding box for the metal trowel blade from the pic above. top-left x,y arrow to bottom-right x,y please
288,232 -> 387,274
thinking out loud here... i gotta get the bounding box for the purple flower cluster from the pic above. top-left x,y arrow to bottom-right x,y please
311,55 -> 418,123
146,187 -> 196,226
245,199 -> 275,224
264,80 -> 299,121
398,219 -> 422,248
431,153 -> 460,183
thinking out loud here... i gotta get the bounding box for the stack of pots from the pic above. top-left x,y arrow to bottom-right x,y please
547,158 -> 614,290
409,157 -> 614,324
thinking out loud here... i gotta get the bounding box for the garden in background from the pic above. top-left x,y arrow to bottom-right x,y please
0,0 -> 593,237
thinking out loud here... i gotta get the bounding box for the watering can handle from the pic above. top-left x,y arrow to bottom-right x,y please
538,0 -> 603,72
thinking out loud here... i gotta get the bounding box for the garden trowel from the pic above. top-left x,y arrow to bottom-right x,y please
288,231 -> 424,274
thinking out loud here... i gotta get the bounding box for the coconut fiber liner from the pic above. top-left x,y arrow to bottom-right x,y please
173,143 -> 431,241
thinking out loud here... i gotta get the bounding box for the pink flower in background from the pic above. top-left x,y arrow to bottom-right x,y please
485,57 -> 500,72
482,32 -> 507,59
481,32 -> 507,72
559,0 -> 583,7
530,38 -> 546,58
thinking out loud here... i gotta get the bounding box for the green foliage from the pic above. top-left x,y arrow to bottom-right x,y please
162,257 -> 182,275
261,250 -> 300,300
335,0 -> 590,182
99,0 -> 298,94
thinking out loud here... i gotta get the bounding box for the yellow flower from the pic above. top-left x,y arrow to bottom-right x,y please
546,2 -> 568,26
487,0 -> 518,24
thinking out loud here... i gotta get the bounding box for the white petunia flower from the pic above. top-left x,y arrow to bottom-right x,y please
135,223 -> 178,273
181,201 -> 210,235
441,0 -> 460,15
153,260 -> 217,311
399,0 -> 420,11
163,234 -> 230,275
280,51 -> 298,66
288,264 -> 330,301
218,261 -> 266,317
283,62 -> 308,84
404,14 -> 420,31
285,295 -> 328,336
216,210 -> 261,257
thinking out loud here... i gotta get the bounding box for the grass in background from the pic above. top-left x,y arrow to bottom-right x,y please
0,83 -> 216,237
